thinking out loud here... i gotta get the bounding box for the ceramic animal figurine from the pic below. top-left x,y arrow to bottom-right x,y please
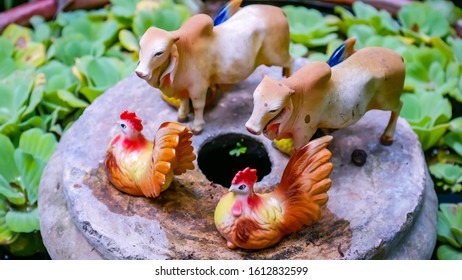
104,111 -> 196,198
135,0 -> 292,134
245,37 -> 405,151
214,135 -> 333,250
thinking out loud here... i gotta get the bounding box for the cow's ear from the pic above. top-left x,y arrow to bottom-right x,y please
170,31 -> 180,43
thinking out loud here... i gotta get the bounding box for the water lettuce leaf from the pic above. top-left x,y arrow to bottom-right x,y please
0,58 -> 16,80
133,8 -> 183,38
430,163 -> 462,185
0,38 -> 16,79
0,37 -> 14,58
37,60 -> 78,94
437,244 -> 462,260
425,0 -> 462,25
19,128 -> 57,162
289,43 -> 308,58
1,24 -> 31,47
347,24 -> 375,49
364,35 -> 409,55
62,17 -> 119,47
402,46 -> 456,95
76,56 -> 125,102
398,2 -> 449,38
119,30 -> 140,52
0,203 -> 19,245
0,70 -> 35,135
437,203 -> 462,251
13,150 -> 45,206
53,35 -> 105,66
5,208 -> 40,233
0,134 -> 19,183
283,5 -> 338,47
14,42 -> 46,69
335,2 -> 399,35
110,0 -> 139,19
0,175 -> 25,206
29,16 -> 52,44
444,131 -> 462,157
447,37 -> 462,64
400,92 -> 451,150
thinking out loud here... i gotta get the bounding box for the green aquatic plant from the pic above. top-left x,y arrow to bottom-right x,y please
437,203 -> 462,259
282,5 -> 338,48
399,91 -> 452,151
430,163 -> 462,193
0,0 -> 193,257
0,129 -> 56,255
398,2 -> 450,39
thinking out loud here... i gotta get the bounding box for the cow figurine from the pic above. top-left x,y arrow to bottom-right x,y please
245,38 -> 405,151
135,0 -> 292,134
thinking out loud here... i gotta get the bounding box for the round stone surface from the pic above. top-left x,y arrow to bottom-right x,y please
39,61 -> 437,259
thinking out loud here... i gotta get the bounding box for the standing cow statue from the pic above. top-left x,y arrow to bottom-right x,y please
245,37 -> 405,152
135,0 -> 292,134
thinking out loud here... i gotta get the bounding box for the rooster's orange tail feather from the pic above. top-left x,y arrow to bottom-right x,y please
140,122 -> 196,198
276,136 -> 334,234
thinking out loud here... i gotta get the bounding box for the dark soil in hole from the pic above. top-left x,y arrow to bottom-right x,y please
198,134 -> 271,187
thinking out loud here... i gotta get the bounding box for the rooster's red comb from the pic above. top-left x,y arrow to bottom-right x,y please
232,167 -> 257,185
120,110 -> 143,131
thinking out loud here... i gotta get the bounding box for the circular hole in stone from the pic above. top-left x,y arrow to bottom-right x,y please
198,133 -> 271,187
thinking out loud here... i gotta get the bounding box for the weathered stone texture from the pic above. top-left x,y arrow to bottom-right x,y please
39,60 -> 437,259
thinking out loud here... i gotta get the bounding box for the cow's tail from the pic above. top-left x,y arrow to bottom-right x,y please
327,37 -> 357,67
213,0 -> 243,26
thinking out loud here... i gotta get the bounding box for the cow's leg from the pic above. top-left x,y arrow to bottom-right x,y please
293,126 -> 317,151
190,91 -> 207,135
282,66 -> 291,77
282,57 -> 292,77
380,100 -> 403,146
178,98 -> 190,122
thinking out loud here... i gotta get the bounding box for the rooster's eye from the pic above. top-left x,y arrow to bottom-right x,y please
238,184 -> 246,190
120,123 -> 127,129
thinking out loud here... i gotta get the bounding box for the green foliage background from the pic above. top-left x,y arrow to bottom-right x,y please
1,0 -> 462,259
283,0 -> 462,260
0,0 -> 192,257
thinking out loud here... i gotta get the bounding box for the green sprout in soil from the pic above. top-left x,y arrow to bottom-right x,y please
229,140 -> 247,157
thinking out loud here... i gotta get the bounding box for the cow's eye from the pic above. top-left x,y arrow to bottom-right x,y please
269,109 -> 278,113
154,51 -> 164,57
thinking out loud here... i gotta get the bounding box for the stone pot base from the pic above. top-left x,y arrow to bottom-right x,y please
38,59 -> 437,259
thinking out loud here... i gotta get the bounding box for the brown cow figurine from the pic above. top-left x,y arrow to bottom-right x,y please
135,0 -> 292,134
245,38 -> 405,151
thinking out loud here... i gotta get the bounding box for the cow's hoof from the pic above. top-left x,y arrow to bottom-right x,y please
178,116 -> 189,123
380,136 -> 393,146
192,128 -> 203,135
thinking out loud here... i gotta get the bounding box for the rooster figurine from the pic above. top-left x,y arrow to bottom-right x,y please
214,135 -> 333,250
104,111 -> 196,198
